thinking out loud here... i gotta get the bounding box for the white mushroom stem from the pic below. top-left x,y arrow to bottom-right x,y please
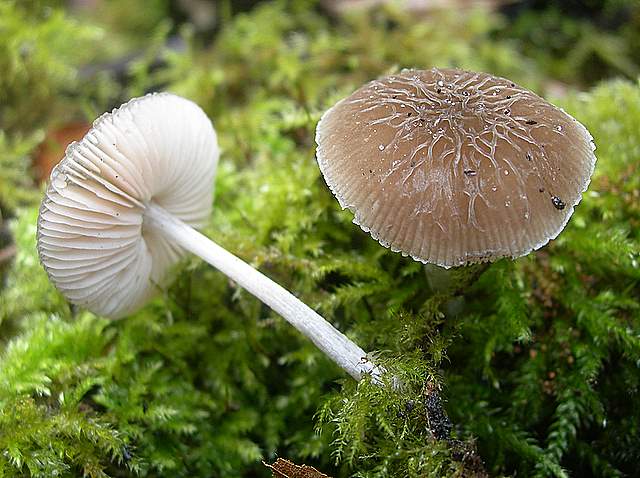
143,202 -> 381,382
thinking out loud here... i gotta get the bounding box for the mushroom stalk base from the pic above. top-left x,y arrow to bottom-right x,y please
143,202 -> 380,382
424,263 -> 491,295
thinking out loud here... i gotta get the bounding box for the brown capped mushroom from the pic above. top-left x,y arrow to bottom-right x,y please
316,68 -> 596,268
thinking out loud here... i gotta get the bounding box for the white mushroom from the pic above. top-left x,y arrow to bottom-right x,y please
37,92 -> 379,381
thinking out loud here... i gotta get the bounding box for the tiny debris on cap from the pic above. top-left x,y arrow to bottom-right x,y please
315,68 -> 596,268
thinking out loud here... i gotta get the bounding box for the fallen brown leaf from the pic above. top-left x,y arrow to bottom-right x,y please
263,458 -> 331,478
34,122 -> 91,183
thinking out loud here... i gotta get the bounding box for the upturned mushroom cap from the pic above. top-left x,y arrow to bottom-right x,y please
316,68 -> 596,268
37,93 -> 219,318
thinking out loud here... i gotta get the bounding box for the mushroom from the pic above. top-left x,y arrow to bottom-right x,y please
315,68 -> 596,269
37,92 -> 379,381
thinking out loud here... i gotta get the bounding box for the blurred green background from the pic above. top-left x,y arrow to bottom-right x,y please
0,1 -> 639,477
1,0 -> 638,224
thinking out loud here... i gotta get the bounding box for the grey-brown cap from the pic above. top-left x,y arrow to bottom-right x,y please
315,68 -> 596,268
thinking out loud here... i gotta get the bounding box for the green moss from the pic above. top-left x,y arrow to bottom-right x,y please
0,1 -> 638,477
0,1 -> 101,134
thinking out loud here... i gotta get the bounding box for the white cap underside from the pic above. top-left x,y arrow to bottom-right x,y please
37,93 -> 219,318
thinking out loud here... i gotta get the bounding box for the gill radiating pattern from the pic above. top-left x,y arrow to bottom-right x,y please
316,68 -> 596,267
37,93 -> 219,318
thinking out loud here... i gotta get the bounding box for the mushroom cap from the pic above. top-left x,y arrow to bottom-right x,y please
37,93 -> 219,318
316,68 -> 596,268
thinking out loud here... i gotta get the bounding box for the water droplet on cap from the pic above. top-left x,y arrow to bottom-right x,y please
378,144 -> 385,151
53,173 -> 68,190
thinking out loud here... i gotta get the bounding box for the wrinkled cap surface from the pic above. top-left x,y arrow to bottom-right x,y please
316,68 -> 596,267
37,93 -> 219,318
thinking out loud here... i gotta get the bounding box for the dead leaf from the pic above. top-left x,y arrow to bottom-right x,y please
263,458 -> 331,478
34,122 -> 90,183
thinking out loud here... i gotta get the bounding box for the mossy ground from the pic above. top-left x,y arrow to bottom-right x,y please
0,1 -> 639,477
